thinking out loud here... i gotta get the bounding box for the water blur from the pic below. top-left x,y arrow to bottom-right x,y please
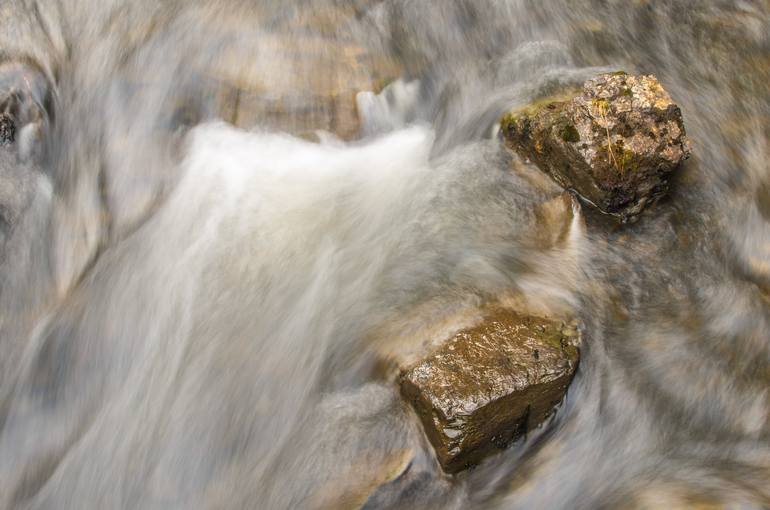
0,0 -> 768,508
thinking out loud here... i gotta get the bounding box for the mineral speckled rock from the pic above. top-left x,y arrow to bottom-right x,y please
400,309 -> 580,473
0,114 -> 14,145
501,73 -> 691,221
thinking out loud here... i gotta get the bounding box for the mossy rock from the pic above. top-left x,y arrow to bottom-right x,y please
500,73 -> 691,221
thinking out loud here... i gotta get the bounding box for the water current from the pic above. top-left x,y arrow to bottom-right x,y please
0,1 -> 768,508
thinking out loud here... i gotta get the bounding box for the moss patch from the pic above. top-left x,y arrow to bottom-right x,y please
616,145 -> 636,174
500,111 -> 519,134
560,124 -> 581,143
499,88 -> 582,131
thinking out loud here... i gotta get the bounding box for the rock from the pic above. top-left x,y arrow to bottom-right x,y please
0,114 -> 13,144
307,448 -> 416,510
123,5 -> 403,140
400,308 -> 580,473
206,33 -> 401,140
532,192 -> 584,250
501,73 -> 691,221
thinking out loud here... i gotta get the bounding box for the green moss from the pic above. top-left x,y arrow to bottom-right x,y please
499,111 -> 519,134
607,143 -> 636,175
620,87 -> 633,97
617,147 -> 636,173
611,70 -> 628,76
539,324 -> 579,360
560,124 -> 580,143
499,88 -> 582,131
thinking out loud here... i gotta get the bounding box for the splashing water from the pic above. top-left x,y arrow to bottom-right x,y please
0,1 -> 768,508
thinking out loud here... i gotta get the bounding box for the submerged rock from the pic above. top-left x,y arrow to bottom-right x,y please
400,308 -> 580,473
501,73 -> 691,220
532,192 -> 584,250
0,114 -> 14,145
207,33 -> 401,140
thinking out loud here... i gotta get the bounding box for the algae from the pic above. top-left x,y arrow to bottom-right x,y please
560,124 -> 581,143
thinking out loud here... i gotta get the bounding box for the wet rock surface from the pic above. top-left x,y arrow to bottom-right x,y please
532,191 -> 584,250
400,308 -> 580,473
501,73 -> 691,221
193,5 -> 402,141
207,36 -> 400,140
120,5 -> 402,140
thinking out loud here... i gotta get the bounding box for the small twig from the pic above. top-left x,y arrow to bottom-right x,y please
598,102 -> 618,171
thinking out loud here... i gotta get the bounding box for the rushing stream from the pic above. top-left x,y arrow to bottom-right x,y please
0,1 -> 769,508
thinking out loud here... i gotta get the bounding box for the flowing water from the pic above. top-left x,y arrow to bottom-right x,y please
0,0 -> 769,508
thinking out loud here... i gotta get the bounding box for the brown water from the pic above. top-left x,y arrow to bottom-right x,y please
0,1 -> 768,508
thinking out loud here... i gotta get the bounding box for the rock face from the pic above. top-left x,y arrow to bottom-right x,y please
400,308 -> 580,473
501,73 -> 691,220
0,114 -> 14,145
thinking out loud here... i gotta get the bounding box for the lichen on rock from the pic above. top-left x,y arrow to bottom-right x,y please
501,73 -> 691,221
